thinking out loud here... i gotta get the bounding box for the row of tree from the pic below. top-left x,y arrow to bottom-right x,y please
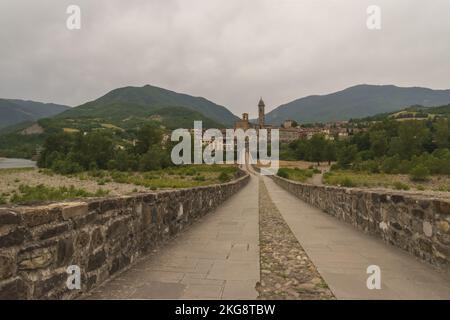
283,118 -> 450,176
38,124 -> 172,174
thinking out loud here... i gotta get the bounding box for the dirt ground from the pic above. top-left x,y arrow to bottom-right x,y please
0,169 -> 148,199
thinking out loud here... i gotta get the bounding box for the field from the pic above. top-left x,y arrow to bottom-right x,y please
276,167 -> 316,182
323,170 -> 450,194
0,165 -> 239,205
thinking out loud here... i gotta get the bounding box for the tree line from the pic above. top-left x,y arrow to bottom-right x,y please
38,124 -> 173,174
283,118 -> 450,179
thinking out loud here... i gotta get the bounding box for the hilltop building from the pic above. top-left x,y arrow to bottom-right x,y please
233,98 -> 354,143
234,113 -> 251,130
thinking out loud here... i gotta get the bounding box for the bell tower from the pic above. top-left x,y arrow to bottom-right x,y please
258,97 -> 265,129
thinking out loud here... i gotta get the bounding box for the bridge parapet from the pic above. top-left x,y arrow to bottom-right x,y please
271,175 -> 450,274
0,172 -> 250,299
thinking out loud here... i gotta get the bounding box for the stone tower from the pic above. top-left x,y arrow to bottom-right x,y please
258,97 -> 265,129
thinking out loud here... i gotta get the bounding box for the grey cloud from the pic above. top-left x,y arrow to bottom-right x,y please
1,0 -> 450,118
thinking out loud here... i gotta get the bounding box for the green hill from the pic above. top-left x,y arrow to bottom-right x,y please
354,103 -> 450,122
0,85 -> 234,158
265,84 -> 450,124
59,84 -> 238,126
0,98 -> 69,129
45,104 -> 223,131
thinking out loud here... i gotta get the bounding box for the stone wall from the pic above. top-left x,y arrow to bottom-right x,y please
0,173 -> 249,299
271,175 -> 450,273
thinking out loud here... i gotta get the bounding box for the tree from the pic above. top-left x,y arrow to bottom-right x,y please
337,144 -> 358,168
308,134 -> 327,165
134,124 -> 164,155
396,121 -> 429,159
369,130 -> 388,157
410,164 -> 430,181
435,118 -> 450,148
323,140 -> 336,165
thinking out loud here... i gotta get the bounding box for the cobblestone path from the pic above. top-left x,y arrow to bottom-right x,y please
256,178 -> 334,299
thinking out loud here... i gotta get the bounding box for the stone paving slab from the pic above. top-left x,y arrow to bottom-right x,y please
263,176 -> 450,300
85,176 -> 259,300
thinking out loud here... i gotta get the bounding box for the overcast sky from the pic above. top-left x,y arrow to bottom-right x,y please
1,0 -> 449,117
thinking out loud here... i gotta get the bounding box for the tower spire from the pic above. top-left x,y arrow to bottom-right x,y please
258,97 -> 265,128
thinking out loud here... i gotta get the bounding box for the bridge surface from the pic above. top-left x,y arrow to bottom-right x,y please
86,171 -> 450,300
86,175 -> 260,299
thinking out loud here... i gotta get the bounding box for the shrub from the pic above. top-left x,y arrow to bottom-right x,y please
94,189 -> 110,197
10,184 -> 109,204
393,181 -> 410,191
185,168 -> 196,176
194,175 -> 206,181
340,177 -> 356,188
410,164 -> 430,181
51,159 -> 83,175
380,155 -> 400,174
218,172 -> 231,182
330,164 -> 340,171
277,168 -> 289,179
355,159 -> 380,173
312,168 -> 321,174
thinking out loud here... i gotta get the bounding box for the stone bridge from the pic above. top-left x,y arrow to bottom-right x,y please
1,166 -> 449,299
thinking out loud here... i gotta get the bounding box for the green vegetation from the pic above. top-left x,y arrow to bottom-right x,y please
356,103 -> 450,122
285,116 -> 450,185
283,134 -> 336,165
0,167 -> 34,175
277,168 -> 314,182
409,164 -> 430,181
38,123 -> 173,174
0,131 -> 44,159
0,84 -> 237,158
393,181 -> 410,191
57,84 -> 237,126
73,165 -> 239,189
265,84 -> 450,124
0,98 -> 68,129
8,184 -> 109,205
321,170 -> 450,192
218,171 -> 232,182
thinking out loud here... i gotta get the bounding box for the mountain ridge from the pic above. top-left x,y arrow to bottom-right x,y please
265,84 -> 450,124
0,98 -> 70,129
59,84 -> 239,126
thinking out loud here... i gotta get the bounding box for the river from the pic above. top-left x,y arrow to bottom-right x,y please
0,158 -> 37,169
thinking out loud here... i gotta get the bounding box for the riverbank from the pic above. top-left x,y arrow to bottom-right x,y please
0,157 -> 36,169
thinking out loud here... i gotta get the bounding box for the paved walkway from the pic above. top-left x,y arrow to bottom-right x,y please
263,176 -> 450,299
86,176 -> 259,299
85,167 -> 450,300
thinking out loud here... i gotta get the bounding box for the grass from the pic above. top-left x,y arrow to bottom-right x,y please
0,194 -> 6,205
323,170 -> 450,192
0,167 -> 34,175
0,165 -> 241,206
73,165 -> 239,189
277,168 -> 314,182
9,184 -> 109,205
393,181 -> 410,191
324,171 -> 403,189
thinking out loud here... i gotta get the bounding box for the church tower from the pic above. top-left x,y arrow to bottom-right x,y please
258,97 -> 265,129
